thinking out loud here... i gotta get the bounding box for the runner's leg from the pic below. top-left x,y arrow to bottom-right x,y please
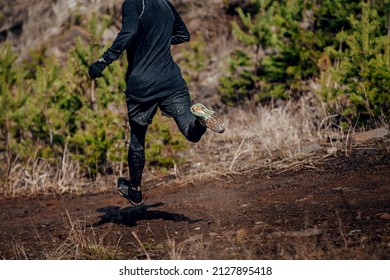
128,120 -> 148,187
160,88 -> 207,143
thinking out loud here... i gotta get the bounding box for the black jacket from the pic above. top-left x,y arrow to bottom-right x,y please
102,0 -> 190,101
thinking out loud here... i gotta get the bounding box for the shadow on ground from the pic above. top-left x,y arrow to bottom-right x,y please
91,203 -> 202,228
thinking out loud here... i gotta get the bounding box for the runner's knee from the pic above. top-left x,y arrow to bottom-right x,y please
130,140 -> 144,153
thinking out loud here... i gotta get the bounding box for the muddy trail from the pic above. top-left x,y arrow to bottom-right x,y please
1,133 -> 390,260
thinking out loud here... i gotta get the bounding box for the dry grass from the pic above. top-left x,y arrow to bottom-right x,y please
8,216 -> 388,260
157,219 -> 388,260
172,101 -> 318,180
126,221 -> 388,260
8,212 -> 122,260
1,154 -> 113,198
44,211 -> 122,259
10,238 -> 29,260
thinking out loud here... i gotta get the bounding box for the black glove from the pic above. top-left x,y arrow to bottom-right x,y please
88,58 -> 107,79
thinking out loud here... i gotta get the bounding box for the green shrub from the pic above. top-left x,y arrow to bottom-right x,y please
320,2 -> 390,126
220,0 -> 320,104
0,43 -> 28,159
220,0 -> 389,127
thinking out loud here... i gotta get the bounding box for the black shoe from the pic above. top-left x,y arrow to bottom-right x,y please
117,177 -> 144,206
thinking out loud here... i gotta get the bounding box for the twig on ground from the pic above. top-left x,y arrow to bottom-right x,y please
132,231 -> 151,260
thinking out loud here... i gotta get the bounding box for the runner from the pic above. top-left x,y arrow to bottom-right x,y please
88,0 -> 225,205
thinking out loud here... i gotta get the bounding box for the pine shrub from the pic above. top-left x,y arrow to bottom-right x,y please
320,2 -> 390,127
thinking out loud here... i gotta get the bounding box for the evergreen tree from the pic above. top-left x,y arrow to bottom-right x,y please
0,43 -> 30,162
321,1 -> 390,126
220,0 -> 281,104
220,0 -> 321,104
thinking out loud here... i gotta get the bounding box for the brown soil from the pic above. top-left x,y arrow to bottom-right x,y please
1,136 -> 389,260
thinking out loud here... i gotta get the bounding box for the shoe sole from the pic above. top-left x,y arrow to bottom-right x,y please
190,103 -> 225,133
118,190 -> 144,206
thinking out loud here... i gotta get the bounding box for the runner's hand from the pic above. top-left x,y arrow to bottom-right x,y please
88,58 -> 107,79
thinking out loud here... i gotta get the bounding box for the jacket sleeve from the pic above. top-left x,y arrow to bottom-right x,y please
102,0 -> 141,64
166,1 -> 190,45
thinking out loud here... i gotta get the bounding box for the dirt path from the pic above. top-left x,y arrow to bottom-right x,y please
1,137 -> 389,259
